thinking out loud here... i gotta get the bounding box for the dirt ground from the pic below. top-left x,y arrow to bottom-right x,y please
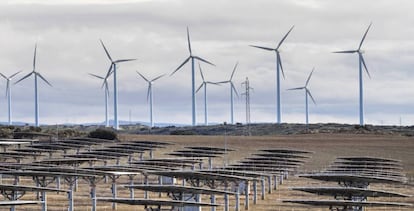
1,133 -> 413,210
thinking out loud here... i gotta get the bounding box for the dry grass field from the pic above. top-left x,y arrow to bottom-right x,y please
1,133 -> 413,211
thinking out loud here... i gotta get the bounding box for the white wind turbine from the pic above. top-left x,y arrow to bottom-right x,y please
100,39 -> 136,130
89,73 -> 110,127
196,64 -> 220,125
218,62 -> 239,124
288,68 -> 316,126
0,71 -> 21,125
136,71 -> 165,128
333,23 -> 372,126
170,27 -> 214,126
15,44 -> 52,127
250,25 -> 294,124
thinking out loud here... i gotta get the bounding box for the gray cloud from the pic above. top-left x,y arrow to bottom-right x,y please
0,0 -> 413,126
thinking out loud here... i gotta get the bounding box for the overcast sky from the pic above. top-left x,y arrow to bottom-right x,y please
0,0 -> 413,126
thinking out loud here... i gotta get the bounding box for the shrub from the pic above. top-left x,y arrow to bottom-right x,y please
170,130 -> 196,135
88,128 -> 117,140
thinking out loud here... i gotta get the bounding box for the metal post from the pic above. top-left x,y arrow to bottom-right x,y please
129,175 -> 134,199
91,184 -> 97,211
253,180 -> 257,204
261,178 -> 265,200
235,191 -> 240,211
112,177 -> 117,210
41,191 -> 47,211
273,175 -> 278,190
144,175 -> 149,199
244,180 -> 250,210
267,176 -> 272,194
210,194 -> 216,211
68,183 -> 74,211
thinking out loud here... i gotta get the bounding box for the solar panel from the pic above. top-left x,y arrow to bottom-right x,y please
291,187 -> 411,198
283,199 -> 412,207
97,198 -> 218,207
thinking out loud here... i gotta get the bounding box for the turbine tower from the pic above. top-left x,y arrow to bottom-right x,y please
100,39 -> 136,130
333,23 -> 372,126
196,64 -> 220,125
171,27 -> 214,126
0,71 -> 21,125
250,25 -> 294,124
218,62 -> 239,124
89,73 -> 110,127
136,71 -> 165,128
15,44 -> 52,127
287,68 -> 316,126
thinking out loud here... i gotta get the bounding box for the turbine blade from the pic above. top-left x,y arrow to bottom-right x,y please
196,83 -> 204,93
277,53 -> 286,79
194,56 -> 214,66
146,86 -> 151,102
136,71 -> 149,82
104,64 -> 114,80
360,55 -> 371,78
115,59 -> 136,63
198,63 -> 205,81
230,62 -> 238,80
231,82 -> 239,97
171,56 -> 191,76
33,43 -> 37,71
206,81 -> 221,85
37,73 -> 52,87
0,72 -> 7,80
276,25 -> 294,50
89,73 -> 104,80
151,74 -> 165,82
9,71 -> 22,79
217,80 -> 229,84
358,22 -> 372,50
14,72 -> 33,84
100,39 -> 113,62
305,68 -> 315,87
249,45 -> 275,51
104,81 -> 110,97
187,27 -> 192,55
287,87 -> 304,91
332,50 -> 358,53
307,89 -> 316,105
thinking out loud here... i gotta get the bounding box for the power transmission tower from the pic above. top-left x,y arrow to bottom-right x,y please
241,77 -> 253,136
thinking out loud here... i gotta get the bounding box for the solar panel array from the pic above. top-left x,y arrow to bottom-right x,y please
0,136 -> 317,211
284,156 -> 412,210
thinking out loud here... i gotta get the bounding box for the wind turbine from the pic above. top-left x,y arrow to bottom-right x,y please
218,62 -> 239,124
333,23 -> 372,126
170,27 -> 214,126
0,71 -> 21,125
250,25 -> 294,124
287,68 -> 316,126
89,73 -> 110,127
196,64 -> 220,125
136,71 -> 165,128
15,44 -> 52,127
100,39 -> 136,130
